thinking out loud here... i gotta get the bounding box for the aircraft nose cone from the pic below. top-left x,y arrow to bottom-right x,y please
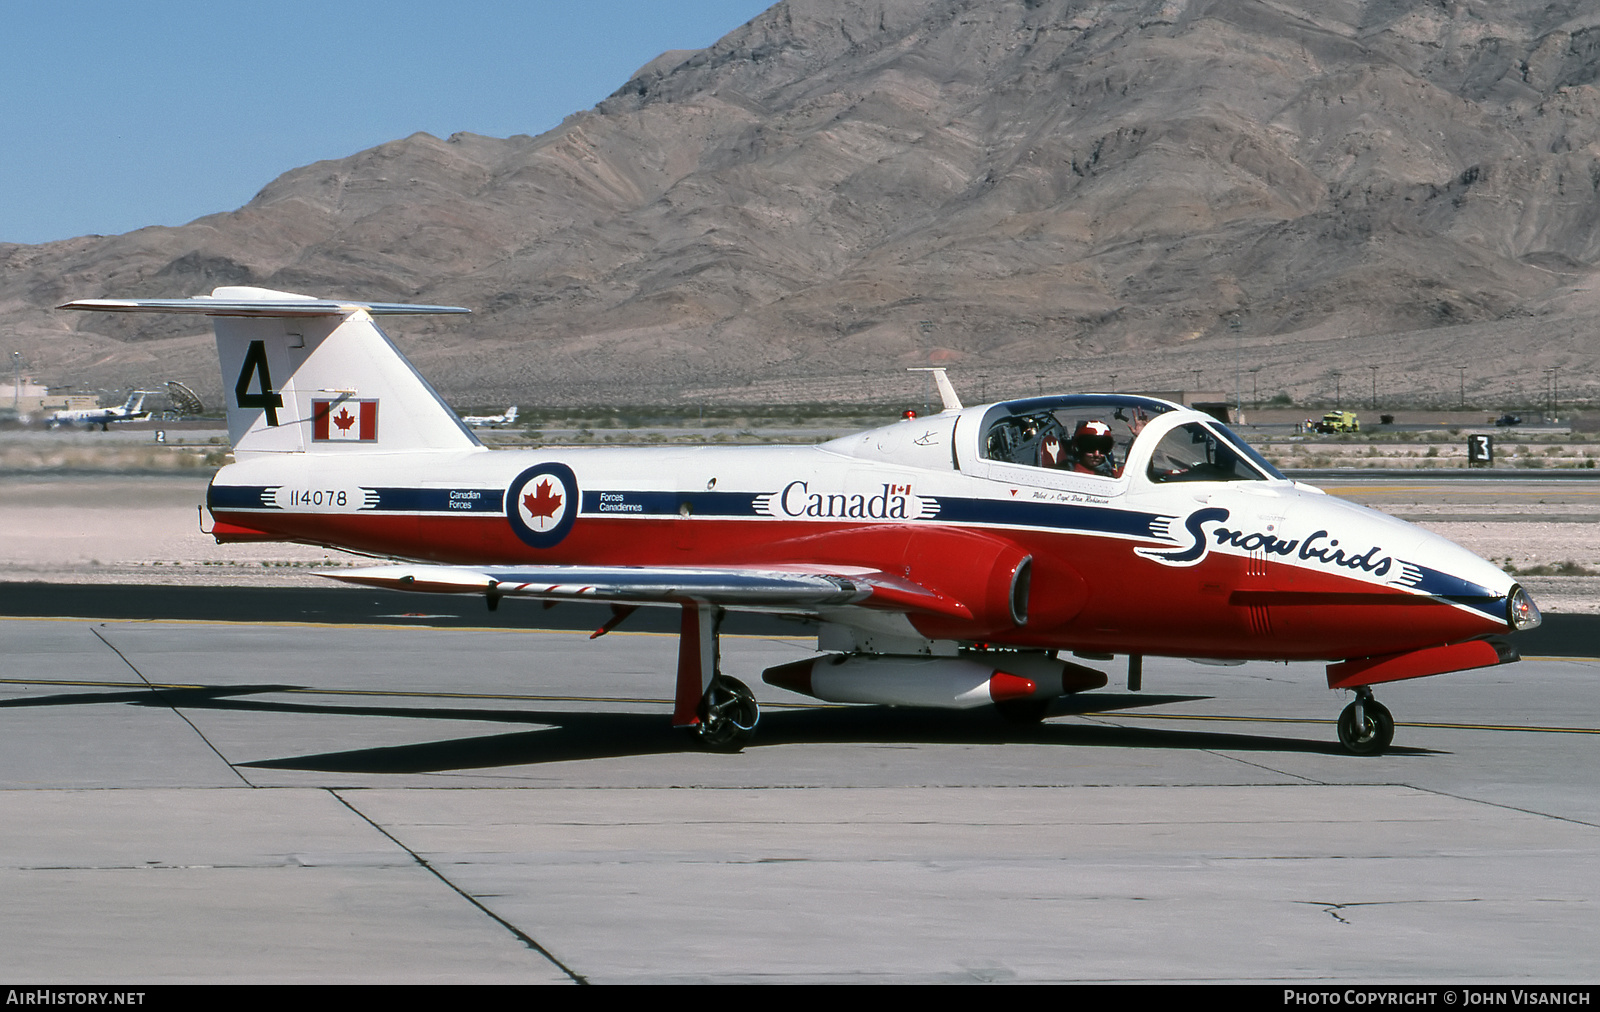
1405,525 -> 1528,632
1297,488 -> 1529,637
1508,584 -> 1542,631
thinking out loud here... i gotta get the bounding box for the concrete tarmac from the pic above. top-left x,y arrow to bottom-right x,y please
1,614 -> 1597,983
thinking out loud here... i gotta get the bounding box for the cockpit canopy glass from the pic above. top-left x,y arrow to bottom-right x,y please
981,397 -> 1174,479
1146,422 -> 1285,483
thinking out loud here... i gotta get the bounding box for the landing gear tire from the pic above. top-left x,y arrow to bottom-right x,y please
1337,696 -> 1394,755
696,675 -> 759,751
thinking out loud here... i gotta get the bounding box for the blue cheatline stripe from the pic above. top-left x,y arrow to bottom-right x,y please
580,490 -> 763,517
368,488 -> 505,513
1395,559 -> 1506,619
209,485 -> 505,513
927,496 -> 1171,539
208,485 -> 276,510
210,482 -> 1170,539
578,488 -> 1170,538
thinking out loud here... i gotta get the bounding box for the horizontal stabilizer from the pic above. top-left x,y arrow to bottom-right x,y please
60,292 -> 470,318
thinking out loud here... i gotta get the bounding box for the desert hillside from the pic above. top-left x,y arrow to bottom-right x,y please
4,0 -> 1599,410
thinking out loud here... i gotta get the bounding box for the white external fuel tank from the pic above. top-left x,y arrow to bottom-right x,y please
763,652 -> 1107,709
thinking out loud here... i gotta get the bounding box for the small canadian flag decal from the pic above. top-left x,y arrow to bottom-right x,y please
312,399 -> 378,441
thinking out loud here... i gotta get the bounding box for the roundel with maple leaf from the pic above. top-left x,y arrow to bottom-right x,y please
506,463 -> 578,548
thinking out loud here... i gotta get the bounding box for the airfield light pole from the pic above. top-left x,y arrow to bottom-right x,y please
1541,367 -> 1560,422
10,352 -> 19,411
1230,315 -> 1242,420
1332,370 -> 1342,409
1249,366 -> 1261,407
1369,365 -> 1378,410
1457,366 -> 1466,409
1110,373 -> 1118,394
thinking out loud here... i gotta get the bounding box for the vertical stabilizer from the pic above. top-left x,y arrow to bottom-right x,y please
60,286 -> 481,457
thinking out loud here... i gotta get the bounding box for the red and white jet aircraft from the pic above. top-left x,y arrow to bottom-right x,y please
63,288 -> 1542,753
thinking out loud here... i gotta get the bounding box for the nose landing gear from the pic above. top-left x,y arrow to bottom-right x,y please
1337,687 -> 1394,755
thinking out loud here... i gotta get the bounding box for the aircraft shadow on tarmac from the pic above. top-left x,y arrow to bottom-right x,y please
241,704 -> 1437,771
0,684 -> 300,709
3,683 -> 1432,767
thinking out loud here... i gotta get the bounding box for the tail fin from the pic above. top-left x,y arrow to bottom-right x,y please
60,287 -> 480,457
504,406 -> 518,425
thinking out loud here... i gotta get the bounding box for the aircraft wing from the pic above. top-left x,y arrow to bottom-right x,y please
320,563 -> 977,619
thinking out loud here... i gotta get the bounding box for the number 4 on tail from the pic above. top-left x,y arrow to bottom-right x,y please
235,340 -> 283,426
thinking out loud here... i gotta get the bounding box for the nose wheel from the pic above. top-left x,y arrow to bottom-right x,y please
1337,689 -> 1394,755
696,675 -> 759,751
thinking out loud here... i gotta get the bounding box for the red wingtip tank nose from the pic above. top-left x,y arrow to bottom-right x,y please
763,658 -> 815,696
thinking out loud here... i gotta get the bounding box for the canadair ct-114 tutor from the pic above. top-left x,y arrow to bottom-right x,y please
62,288 -> 1543,754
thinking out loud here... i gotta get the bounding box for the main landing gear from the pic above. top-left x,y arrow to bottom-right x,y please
1337,686 -> 1394,756
698,675 -> 760,750
674,603 -> 759,751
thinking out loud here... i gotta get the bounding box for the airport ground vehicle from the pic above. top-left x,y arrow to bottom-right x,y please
1314,410 -> 1360,433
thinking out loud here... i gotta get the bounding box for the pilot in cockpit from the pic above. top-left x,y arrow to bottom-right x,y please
1066,420 -> 1119,476
1061,408 -> 1150,478
986,403 -> 1154,475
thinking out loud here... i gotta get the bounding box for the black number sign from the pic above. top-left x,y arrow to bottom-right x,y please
234,340 -> 283,426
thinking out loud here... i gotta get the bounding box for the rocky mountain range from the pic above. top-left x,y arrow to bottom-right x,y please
5,0 -> 1600,411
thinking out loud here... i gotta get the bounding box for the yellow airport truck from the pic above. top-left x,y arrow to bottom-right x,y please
1314,410 -> 1361,433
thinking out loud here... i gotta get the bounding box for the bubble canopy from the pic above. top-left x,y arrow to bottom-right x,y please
977,395 -> 1284,483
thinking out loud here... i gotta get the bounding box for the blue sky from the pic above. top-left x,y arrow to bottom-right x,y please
0,1 -> 774,244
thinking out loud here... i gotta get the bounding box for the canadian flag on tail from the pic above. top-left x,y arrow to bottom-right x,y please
312,399 -> 378,442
